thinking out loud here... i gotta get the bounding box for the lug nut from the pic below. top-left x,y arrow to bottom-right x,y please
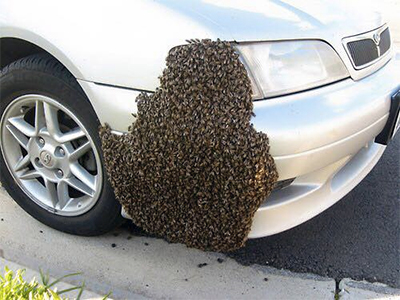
35,157 -> 43,167
20,106 -> 29,114
56,169 -> 64,178
58,147 -> 65,156
39,138 -> 45,145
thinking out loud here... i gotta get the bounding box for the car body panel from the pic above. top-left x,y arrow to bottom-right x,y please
250,141 -> 386,238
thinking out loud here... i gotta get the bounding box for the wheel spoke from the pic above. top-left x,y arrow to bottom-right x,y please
34,101 -> 45,135
8,116 -> 36,137
19,169 -> 41,180
70,163 -> 96,192
57,181 -> 71,209
69,141 -> 91,161
5,124 -> 29,150
65,177 -> 94,197
43,103 -> 60,138
58,127 -> 85,143
14,155 -> 31,172
44,179 -> 58,208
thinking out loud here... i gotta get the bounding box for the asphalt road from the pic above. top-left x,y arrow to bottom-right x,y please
228,133 -> 400,288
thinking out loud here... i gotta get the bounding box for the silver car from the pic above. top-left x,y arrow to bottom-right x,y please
0,0 -> 399,238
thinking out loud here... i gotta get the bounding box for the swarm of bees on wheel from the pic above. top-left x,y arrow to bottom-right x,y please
99,39 -> 278,252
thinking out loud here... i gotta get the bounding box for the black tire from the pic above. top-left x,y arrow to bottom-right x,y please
0,54 -> 125,235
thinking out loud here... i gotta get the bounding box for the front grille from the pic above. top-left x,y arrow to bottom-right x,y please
344,26 -> 391,69
379,28 -> 391,54
347,39 -> 379,67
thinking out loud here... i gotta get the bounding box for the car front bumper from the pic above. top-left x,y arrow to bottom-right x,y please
249,56 -> 400,237
78,55 -> 400,239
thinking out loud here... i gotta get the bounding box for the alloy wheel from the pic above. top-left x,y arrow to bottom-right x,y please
0,94 -> 103,216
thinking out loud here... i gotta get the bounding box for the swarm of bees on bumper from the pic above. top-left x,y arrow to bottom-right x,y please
99,39 -> 278,252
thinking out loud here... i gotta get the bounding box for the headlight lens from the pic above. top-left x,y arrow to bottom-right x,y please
235,40 -> 349,99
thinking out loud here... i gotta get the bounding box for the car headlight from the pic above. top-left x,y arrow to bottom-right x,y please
235,40 -> 349,99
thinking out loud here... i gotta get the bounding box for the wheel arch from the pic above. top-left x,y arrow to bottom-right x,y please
0,34 -> 98,118
0,34 -> 139,132
0,30 -> 84,78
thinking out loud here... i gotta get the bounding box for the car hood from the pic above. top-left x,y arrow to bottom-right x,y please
157,0 -> 383,42
0,0 -> 385,91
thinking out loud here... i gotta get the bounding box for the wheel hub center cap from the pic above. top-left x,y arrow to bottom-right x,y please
40,150 -> 55,168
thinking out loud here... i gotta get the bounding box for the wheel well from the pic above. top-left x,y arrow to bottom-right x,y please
0,38 -> 93,109
0,38 -> 48,69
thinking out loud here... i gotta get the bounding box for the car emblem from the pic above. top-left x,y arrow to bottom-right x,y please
40,151 -> 52,166
373,32 -> 381,45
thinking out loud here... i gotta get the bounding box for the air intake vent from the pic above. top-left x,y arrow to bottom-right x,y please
344,26 -> 391,69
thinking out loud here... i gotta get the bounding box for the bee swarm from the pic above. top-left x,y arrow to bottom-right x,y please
99,39 -> 278,252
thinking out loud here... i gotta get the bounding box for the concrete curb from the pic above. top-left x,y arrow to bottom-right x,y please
339,278 -> 400,299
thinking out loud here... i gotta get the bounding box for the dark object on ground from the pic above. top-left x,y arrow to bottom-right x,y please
198,263 -> 208,268
100,39 -> 278,251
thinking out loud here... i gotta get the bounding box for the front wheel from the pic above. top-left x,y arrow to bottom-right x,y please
0,54 -> 124,235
